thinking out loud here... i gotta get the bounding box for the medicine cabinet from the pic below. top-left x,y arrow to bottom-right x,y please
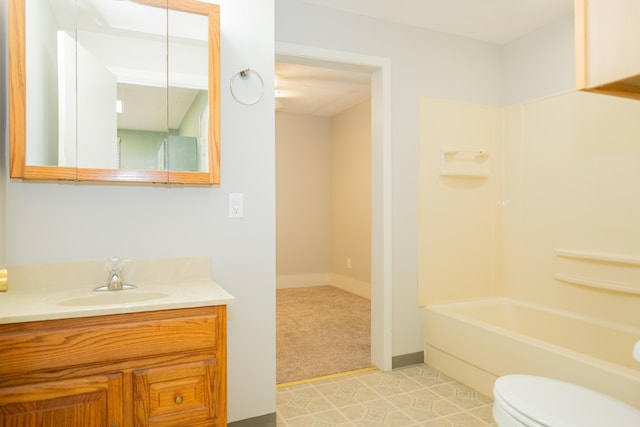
9,0 -> 220,184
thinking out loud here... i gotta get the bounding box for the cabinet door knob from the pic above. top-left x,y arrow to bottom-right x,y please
174,395 -> 184,404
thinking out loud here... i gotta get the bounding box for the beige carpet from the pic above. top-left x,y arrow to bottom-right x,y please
276,285 -> 372,384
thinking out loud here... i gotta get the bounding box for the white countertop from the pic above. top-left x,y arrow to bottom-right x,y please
0,281 -> 234,324
0,257 -> 235,324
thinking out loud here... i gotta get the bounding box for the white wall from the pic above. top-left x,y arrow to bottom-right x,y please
330,101 -> 371,299
275,112 -> 331,287
2,0 -> 275,422
57,31 -> 77,167
275,102 -> 371,300
501,15 -> 575,105
76,42 -> 118,169
25,0 -> 59,165
276,0 -> 502,357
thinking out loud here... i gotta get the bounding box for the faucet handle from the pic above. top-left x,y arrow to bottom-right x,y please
106,257 -> 125,272
94,257 -> 136,291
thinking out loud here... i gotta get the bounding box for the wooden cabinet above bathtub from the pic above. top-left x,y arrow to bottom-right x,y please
0,306 -> 227,427
575,0 -> 640,100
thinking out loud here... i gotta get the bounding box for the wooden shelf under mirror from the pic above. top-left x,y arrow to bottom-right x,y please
9,0 -> 220,185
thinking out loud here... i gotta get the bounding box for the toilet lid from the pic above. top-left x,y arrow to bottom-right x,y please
494,375 -> 640,427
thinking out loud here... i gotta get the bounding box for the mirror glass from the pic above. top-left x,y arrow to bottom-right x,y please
13,0 -> 219,184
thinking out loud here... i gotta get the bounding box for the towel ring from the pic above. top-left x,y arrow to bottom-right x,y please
230,68 -> 264,105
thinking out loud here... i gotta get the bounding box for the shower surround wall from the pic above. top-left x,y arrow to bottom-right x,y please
503,90 -> 640,325
418,98 -> 504,305
420,90 -> 640,321
419,90 -> 640,401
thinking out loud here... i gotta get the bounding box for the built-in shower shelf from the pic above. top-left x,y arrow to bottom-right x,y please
555,249 -> 640,265
554,274 -> 640,295
440,148 -> 489,177
554,249 -> 640,295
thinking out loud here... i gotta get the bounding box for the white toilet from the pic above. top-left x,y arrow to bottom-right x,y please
492,374 -> 640,427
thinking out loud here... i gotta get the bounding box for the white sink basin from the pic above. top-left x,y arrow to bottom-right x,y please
57,291 -> 169,307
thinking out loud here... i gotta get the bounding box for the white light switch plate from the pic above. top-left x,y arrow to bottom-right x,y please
229,193 -> 243,218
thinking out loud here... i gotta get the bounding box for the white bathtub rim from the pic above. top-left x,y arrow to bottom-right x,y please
425,297 -> 640,379
426,296 -> 640,336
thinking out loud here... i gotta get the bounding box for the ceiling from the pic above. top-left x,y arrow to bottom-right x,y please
293,0 -> 574,45
275,62 -> 372,117
275,0 -> 575,117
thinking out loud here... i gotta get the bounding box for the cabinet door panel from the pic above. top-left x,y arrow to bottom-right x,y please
133,358 -> 219,427
576,0 -> 640,99
0,374 -> 123,427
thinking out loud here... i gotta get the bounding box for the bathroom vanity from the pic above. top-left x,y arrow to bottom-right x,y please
0,258 -> 234,427
0,306 -> 226,426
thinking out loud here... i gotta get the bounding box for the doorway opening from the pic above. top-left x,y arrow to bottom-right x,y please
274,43 -> 392,383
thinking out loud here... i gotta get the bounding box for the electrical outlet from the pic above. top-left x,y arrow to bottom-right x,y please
229,193 -> 243,218
347,258 -> 352,269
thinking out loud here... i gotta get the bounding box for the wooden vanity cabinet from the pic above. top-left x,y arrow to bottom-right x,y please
0,306 -> 227,427
575,0 -> 640,99
0,374 -> 123,427
133,359 -> 220,427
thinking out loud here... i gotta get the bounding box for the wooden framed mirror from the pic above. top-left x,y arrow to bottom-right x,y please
9,0 -> 220,184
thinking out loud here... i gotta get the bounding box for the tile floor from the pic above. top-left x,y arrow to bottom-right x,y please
276,364 -> 498,426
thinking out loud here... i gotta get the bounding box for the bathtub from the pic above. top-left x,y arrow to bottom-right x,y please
424,297 -> 640,408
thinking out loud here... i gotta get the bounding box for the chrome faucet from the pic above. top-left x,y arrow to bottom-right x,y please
108,270 -> 124,290
107,257 -> 125,290
94,257 -> 136,291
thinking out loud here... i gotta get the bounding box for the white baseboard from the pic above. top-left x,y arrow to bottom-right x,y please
276,273 -> 330,289
276,273 -> 371,300
330,274 -> 371,300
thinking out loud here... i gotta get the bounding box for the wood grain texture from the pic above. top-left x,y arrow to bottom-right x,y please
134,359 -> 218,427
574,0 -> 588,89
0,307 -> 219,376
576,0 -> 640,97
585,80 -> 640,100
0,373 -> 123,427
0,305 -> 227,426
8,0 -> 26,179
